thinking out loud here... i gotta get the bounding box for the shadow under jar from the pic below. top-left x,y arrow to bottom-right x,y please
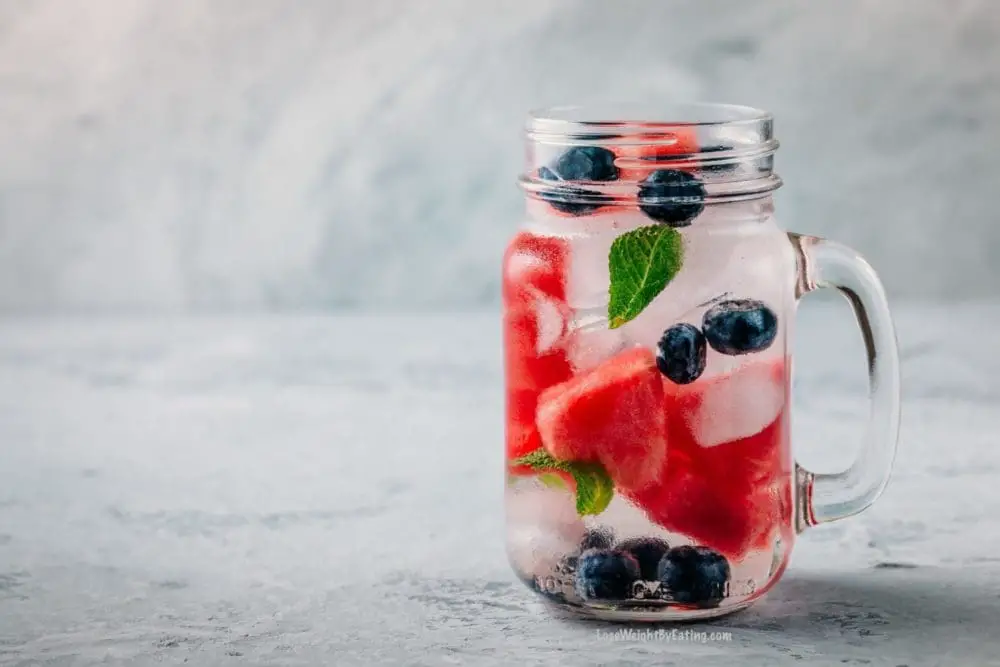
503,103 -> 900,621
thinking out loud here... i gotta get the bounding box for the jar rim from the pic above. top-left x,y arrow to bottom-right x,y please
527,102 -> 773,138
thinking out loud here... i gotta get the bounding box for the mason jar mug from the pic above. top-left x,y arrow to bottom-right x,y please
503,103 -> 901,621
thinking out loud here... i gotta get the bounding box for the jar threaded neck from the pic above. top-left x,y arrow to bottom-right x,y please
521,103 -> 781,206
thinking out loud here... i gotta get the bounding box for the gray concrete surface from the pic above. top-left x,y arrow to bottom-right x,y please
1,301 -> 998,665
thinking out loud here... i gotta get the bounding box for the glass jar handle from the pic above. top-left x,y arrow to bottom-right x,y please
788,233 -> 901,529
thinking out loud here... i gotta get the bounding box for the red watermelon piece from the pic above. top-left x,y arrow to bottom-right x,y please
502,231 -> 567,302
536,347 -> 667,491
624,359 -> 792,559
502,232 -> 571,393
503,285 -> 571,393
503,232 -> 572,469
505,388 -> 544,463
614,125 -> 700,182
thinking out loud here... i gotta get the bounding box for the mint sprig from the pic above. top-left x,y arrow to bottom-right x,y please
512,450 -> 614,516
607,225 -> 684,328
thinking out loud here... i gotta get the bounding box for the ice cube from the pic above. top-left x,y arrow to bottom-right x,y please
564,213 -> 649,310
526,205 -> 637,239
506,482 -> 586,576
529,287 -> 566,354
565,229 -> 615,311
686,361 -> 786,448
564,310 -> 626,372
591,494 -> 675,544
504,250 -> 548,286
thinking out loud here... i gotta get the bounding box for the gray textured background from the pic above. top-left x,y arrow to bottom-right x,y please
1,0 -> 998,311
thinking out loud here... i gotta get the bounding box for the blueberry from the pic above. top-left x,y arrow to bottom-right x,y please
637,169 -> 706,226
702,299 -> 778,355
657,545 -> 731,607
537,166 -> 611,216
656,323 -> 707,384
550,146 -> 619,182
580,528 -> 615,551
556,529 -> 616,577
575,548 -> 640,601
615,537 -> 671,581
537,146 -> 618,216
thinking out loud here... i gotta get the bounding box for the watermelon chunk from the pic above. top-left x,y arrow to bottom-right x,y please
614,125 -> 700,182
671,358 -> 788,451
624,359 -> 792,559
502,231 -> 567,303
536,347 -> 667,491
625,414 -> 789,559
504,285 -> 571,392
503,232 -> 572,468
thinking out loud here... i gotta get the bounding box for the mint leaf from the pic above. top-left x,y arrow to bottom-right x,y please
511,451 -> 614,516
538,472 -> 568,491
567,463 -> 614,516
608,225 -> 684,328
513,449 -> 562,470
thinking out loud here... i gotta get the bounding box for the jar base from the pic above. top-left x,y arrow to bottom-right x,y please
539,596 -> 755,623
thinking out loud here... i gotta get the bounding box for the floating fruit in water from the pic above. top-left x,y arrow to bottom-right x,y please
574,548 -> 640,601
537,146 -> 619,216
702,299 -> 778,355
657,545 -> 731,607
638,169 -> 706,226
536,347 -> 666,491
616,536 -> 672,581
624,359 -> 790,559
656,323 -> 707,385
